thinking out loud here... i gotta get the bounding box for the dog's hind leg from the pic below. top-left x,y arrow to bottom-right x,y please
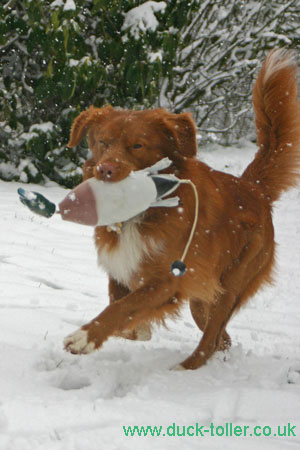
177,232 -> 273,370
189,299 -> 208,332
189,298 -> 231,352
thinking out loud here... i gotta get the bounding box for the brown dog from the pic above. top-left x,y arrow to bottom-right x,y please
64,49 -> 300,370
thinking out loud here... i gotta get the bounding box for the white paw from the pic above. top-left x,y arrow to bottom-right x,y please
170,363 -> 185,371
64,329 -> 95,354
136,324 -> 152,341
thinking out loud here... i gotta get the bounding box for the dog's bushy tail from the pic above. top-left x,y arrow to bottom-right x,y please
242,49 -> 300,202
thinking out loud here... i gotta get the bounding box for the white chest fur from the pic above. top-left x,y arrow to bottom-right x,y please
97,222 -> 161,288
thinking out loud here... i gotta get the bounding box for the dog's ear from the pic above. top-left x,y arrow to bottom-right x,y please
67,105 -> 114,148
162,112 -> 197,157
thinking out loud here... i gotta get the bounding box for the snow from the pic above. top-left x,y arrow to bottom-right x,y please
68,192 -> 76,201
29,122 -> 54,134
22,190 -> 37,201
148,51 -> 163,62
69,57 -> 92,68
19,123 -> 54,144
0,162 -> 19,181
122,1 -> 167,40
0,142 -> 300,449
50,0 -> 64,8
63,0 -> 76,11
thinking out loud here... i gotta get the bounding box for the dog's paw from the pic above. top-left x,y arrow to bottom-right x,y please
136,323 -> 152,341
170,363 -> 185,371
64,329 -> 96,355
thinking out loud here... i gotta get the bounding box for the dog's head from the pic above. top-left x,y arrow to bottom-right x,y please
67,105 -> 197,182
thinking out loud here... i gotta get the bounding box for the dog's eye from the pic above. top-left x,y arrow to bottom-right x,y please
99,140 -> 108,147
132,144 -> 142,149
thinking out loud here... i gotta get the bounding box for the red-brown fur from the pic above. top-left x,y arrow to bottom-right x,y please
64,50 -> 300,369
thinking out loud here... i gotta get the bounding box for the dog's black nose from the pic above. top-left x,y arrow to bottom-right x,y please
96,162 -> 117,181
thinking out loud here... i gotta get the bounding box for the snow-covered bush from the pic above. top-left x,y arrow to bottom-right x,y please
165,0 -> 300,143
0,0 -> 299,185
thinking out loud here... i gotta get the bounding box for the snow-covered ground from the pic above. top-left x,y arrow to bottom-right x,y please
0,142 -> 299,450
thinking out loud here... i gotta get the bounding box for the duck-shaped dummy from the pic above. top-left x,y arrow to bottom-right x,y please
18,158 -> 199,276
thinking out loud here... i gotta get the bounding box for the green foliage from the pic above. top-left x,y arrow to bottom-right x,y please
0,0 -> 299,185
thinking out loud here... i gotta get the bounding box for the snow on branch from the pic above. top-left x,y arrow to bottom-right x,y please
122,1 -> 166,39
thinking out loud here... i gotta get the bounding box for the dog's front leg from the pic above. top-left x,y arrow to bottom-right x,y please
109,277 -> 152,341
64,276 -> 178,354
